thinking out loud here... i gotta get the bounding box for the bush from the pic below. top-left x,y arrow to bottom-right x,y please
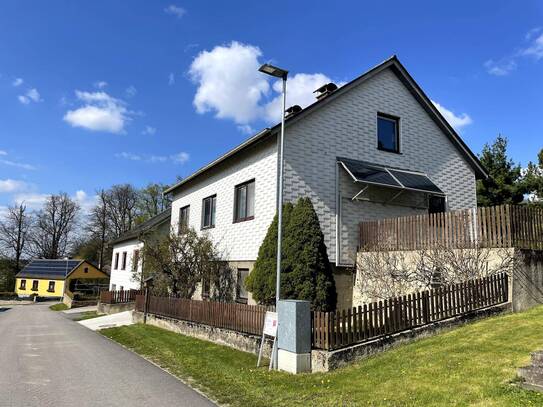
245,198 -> 336,311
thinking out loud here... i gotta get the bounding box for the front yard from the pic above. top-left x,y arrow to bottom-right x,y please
101,306 -> 543,406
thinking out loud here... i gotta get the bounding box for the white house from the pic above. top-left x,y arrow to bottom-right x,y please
108,208 -> 171,291
113,56 -> 486,309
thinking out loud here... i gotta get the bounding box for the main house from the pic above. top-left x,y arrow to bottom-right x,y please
110,56 -> 486,309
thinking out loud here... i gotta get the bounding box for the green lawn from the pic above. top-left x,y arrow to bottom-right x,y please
101,306 -> 543,407
49,303 -> 68,311
71,311 -> 100,321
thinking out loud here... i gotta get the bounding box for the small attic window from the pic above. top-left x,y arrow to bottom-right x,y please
84,267 -> 89,273
377,113 -> 400,153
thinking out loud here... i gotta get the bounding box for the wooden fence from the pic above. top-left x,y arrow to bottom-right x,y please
135,295 -> 271,336
312,272 -> 508,350
359,204 -> 543,251
100,289 -> 143,304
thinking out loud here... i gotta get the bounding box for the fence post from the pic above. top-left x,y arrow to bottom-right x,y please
422,291 -> 430,324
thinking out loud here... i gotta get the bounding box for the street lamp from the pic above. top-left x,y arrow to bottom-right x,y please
258,63 -> 288,370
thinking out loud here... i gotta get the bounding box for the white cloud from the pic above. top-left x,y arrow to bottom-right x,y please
141,125 -> 156,135
94,80 -> 108,89
189,41 -> 343,130
0,179 -> 28,193
168,72 -> 175,86
18,88 -> 41,104
431,100 -> 473,129
485,28 -> 543,75
13,192 -> 49,210
125,85 -> 137,97
0,150 -> 7,156
74,190 -> 98,214
12,78 -> 23,87
63,90 -> 130,134
484,59 -> 517,76
521,32 -> 543,60
115,152 -> 142,161
0,158 -> 36,170
116,151 -> 189,164
164,5 -> 186,18
171,152 -> 189,164
189,41 -> 269,124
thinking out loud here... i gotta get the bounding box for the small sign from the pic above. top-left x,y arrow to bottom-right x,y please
263,311 -> 278,337
257,311 -> 278,369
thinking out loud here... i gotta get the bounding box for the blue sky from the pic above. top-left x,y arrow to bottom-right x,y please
1,1 -> 542,212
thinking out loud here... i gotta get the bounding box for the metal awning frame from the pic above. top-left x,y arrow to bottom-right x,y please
339,161 -> 446,201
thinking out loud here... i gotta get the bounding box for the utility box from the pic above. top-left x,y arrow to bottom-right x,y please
277,299 -> 311,373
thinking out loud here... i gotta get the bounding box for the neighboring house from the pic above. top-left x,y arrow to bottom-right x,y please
15,259 -> 109,299
108,208 -> 171,291
163,56 -> 486,309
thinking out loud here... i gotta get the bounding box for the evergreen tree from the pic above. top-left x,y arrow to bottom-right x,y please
524,148 -> 543,205
245,198 -> 337,311
476,135 -> 525,206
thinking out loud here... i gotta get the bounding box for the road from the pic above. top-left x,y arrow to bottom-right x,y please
0,303 -> 215,407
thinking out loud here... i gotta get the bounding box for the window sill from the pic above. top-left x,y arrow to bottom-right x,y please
201,225 -> 215,231
377,147 -> 402,155
47,290 -> 55,293
233,216 -> 254,224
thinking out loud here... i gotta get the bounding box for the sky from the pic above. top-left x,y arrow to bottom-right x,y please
1,1 -> 542,214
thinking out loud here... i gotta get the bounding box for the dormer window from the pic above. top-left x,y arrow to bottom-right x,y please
377,113 -> 400,153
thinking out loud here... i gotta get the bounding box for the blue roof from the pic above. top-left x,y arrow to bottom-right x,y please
16,259 -> 84,280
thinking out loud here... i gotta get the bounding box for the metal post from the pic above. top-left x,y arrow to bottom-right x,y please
275,75 -> 287,369
143,285 -> 149,324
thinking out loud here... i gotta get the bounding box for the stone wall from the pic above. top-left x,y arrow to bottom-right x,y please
97,301 -> 136,315
511,250 -> 543,312
133,311 -> 273,358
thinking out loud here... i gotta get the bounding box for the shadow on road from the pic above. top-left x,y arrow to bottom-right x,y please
0,307 -> 11,313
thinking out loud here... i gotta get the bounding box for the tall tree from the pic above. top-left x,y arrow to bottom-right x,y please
30,193 -> 79,259
136,182 -> 172,223
86,190 -> 111,267
104,184 -> 139,237
0,203 -> 32,272
477,135 -> 525,206
246,198 -> 337,311
524,148 -> 543,205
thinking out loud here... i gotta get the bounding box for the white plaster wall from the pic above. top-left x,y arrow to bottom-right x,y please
170,138 -> 277,262
109,239 -> 143,290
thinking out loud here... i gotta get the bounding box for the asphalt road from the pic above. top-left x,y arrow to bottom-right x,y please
0,303 -> 215,407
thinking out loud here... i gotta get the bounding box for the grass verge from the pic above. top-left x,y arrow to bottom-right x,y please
71,311 -> 100,321
49,303 -> 68,311
101,306 -> 543,407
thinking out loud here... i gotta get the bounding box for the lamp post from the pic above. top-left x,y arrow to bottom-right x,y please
258,63 -> 288,369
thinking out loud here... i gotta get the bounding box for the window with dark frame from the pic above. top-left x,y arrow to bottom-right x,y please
202,195 -> 216,229
121,251 -> 127,270
19,279 -> 26,290
429,196 -> 446,214
47,281 -> 55,292
179,205 -> 190,230
31,280 -> 39,291
133,250 -> 140,271
234,180 -> 255,223
114,252 -> 119,270
236,268 -> 249,302
377,113 -> 400,153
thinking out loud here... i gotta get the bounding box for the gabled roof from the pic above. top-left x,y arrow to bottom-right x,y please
17,259 -> 84,280
109,208 -> 171,246
165,56 -> 487,195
